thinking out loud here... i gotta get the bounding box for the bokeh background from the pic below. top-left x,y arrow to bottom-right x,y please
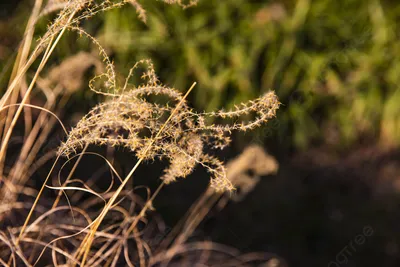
2,0 -> 400,266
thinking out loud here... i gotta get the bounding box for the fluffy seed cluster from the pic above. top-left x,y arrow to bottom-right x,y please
58,60 -> 280,192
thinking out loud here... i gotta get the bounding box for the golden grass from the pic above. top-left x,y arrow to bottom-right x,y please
0,1 -> 280,266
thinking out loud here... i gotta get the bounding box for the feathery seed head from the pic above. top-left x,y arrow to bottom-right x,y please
59,60 -> 280,192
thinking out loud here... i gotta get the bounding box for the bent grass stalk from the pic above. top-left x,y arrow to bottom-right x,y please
3,103 -> 68,265
24,144 -> 90,264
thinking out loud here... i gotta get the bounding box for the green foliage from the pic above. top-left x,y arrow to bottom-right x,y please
91,0 -> 400,150
5,0 -> 400,150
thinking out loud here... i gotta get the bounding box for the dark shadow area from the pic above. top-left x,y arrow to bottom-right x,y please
151,144 -> 400,266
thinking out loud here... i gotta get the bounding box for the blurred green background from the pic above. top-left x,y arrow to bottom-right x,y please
2,0 -> 400,266
2,0 -> 400,153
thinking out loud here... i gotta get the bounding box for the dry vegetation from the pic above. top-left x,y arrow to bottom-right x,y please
0,0 -> 281,266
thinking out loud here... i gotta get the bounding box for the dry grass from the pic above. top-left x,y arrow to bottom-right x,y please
0,1 -> 280,266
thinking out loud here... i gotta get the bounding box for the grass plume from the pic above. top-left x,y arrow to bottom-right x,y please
0,1 -> 280,266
